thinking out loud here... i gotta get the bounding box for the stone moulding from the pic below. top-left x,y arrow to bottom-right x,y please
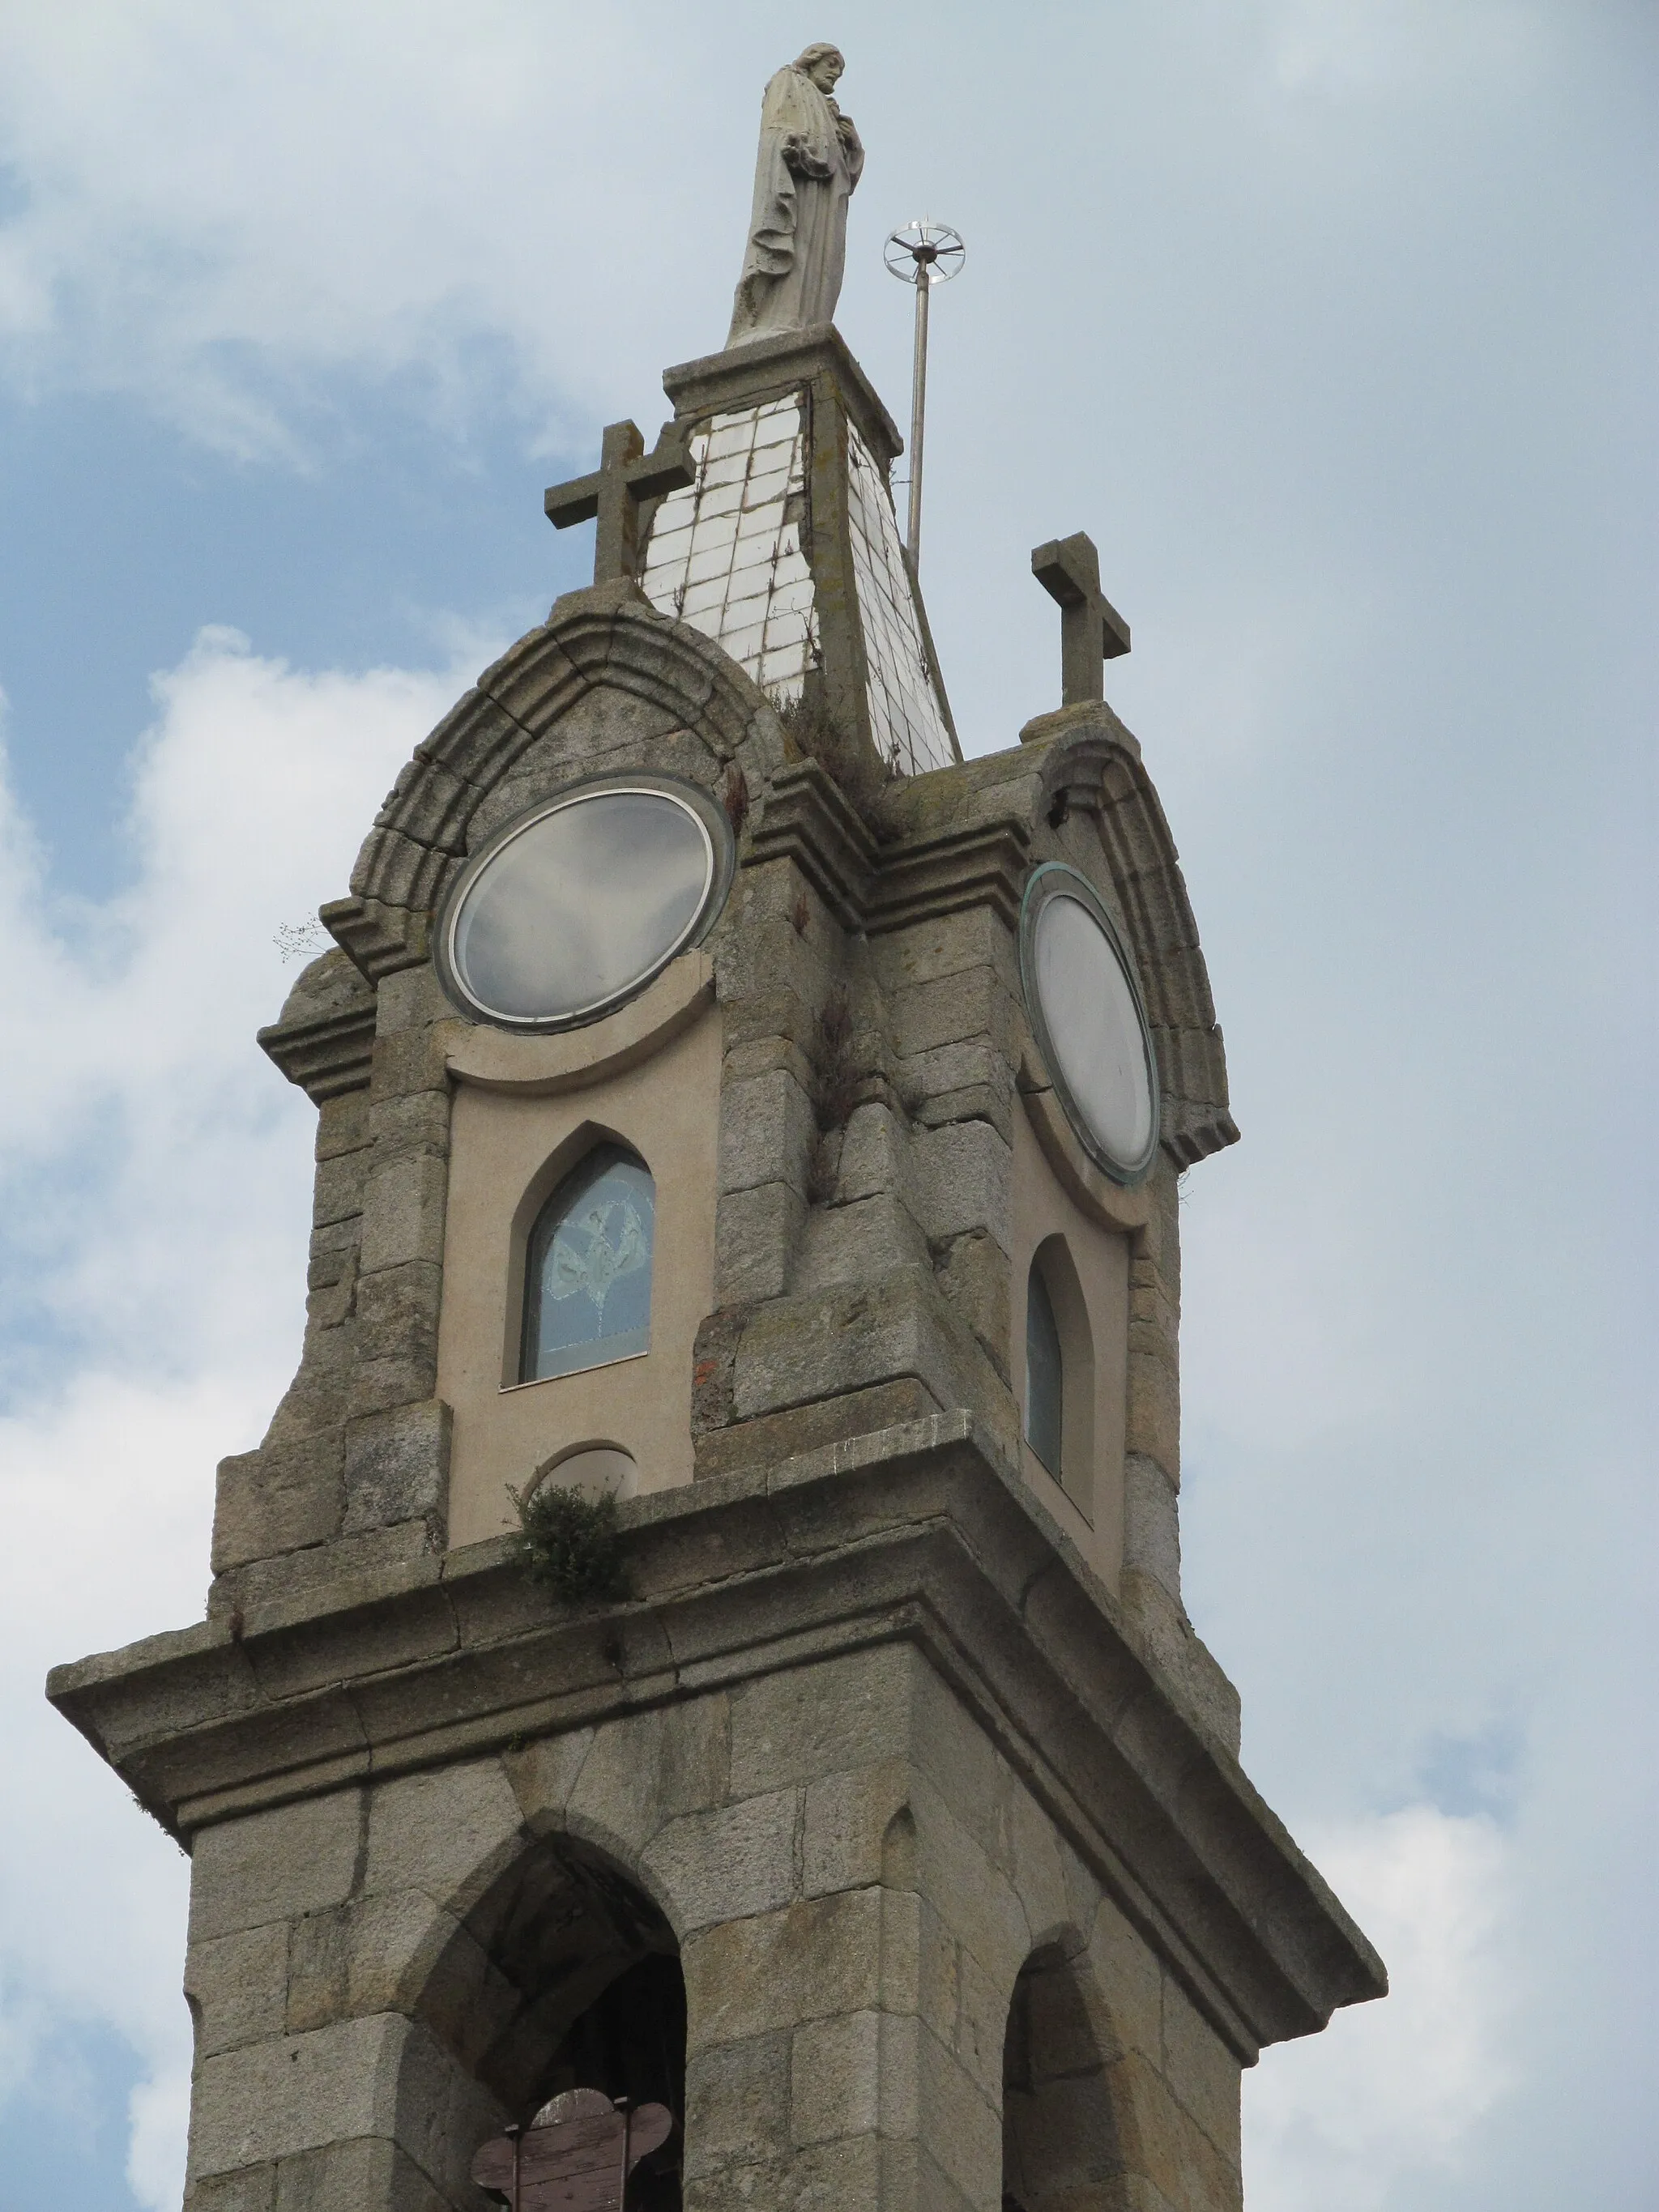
328,582 -> 790,982
1031,718 -> 1241,1168
48,1412 -> 1384,2069
256,999 -> 377,1104
444,951 -> 716,1097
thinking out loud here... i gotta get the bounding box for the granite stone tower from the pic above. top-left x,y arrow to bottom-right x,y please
49,62 -> 1384,2212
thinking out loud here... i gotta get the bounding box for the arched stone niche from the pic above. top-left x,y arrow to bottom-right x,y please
1001,1941 -> 1137,2212
404,1831 -> 687,2210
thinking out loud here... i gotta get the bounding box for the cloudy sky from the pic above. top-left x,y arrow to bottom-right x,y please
0,2 -> 1653,2206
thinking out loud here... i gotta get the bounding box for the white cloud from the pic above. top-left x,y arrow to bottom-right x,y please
0,630 -> 466,2205
1246,1805 -> 1516,2211
0,0 -> 713,455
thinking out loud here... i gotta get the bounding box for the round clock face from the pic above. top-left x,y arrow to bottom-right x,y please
1021,863 -> 1159,1183
437,775 -> 732,1030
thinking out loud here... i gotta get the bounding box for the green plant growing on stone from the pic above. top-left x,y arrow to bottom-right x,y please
509,1480 -> 630,1605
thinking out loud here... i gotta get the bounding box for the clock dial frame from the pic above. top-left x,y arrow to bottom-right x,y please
434,773 -> 735,1033
1019,861 -> 1161,1185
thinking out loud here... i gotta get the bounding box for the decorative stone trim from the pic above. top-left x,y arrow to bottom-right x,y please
258,1002 -> 377,1103
48,1412 -> 1384,2064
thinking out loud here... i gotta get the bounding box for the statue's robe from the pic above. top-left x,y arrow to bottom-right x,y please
727,66 -> 864,347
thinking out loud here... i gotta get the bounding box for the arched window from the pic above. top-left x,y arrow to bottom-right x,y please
1003,1942 -> 1129,2209
1025,1264 -> 1064,1478
1022,1237 -> 1095,1515
521,1144 -> 655,1384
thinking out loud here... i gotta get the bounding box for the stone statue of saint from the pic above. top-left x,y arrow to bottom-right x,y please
727,43 -> 864,348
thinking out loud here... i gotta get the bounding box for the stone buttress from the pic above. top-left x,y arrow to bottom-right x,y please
49,328 -> 1384,2212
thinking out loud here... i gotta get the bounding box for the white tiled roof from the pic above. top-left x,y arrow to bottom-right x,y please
640,394 -> 957,777
640,397 -> 817,701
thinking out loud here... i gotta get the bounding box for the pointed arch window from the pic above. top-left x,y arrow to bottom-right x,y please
1022,1237 -> 1096,1516
520,1144 -> 655,1384
1024,1265 -> 1064,1479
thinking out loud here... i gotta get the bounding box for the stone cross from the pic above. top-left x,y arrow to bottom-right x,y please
545,421 -> 695,585
1032,531 -> 1131,706
471,2088 -> 673,2212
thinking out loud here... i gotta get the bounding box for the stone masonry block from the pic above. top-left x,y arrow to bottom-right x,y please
954,1944 -> 1009,2100
1161,1971 -> 1243,2169
729,1646 -> 914,1798
834,1101 -> 904,1203
911,1778 -> 1030,1994
1085,1891 -> 1164,2065
312,1150 -> 369,1232
1008,2067 -> 1128,2199
897,1038 -> 1016,1132
1124,1450 -> 1182,1603
369,1022 -> 454,1109
343,1399 -> 451,1536
916,2023 -> 1003,2211
909,1119 -> 1012,1254
284,1888 -> 446,2035
562,1694 -> 729,1864
374,962 -> 453,1037
351,1262 -> 441,1373
565,1709 -> 668,1860
719,1068 -> 817,1197
1107,2046 -> 1243,2212
359,1152 -> 448,1276
791,2009 -> 880,2145
185,1923 -> 289,2057
363,1758 -> 526,1913
683,2031 -> 791,2177
682,2137 -> 880,2212
186,2166 -> 276,2212
368,1087 -> 452,1156
659,1692 -> 732,1818
501,1727 -> 595,1832
272,2137 -> 452,2212
189,1788 -> 364,1945
211,1441 -> 343,1575
681,1887 -> 883,2046
876,2009 -> 920,2142
934,1230 -> 1012,1383
714,1180 -> 805,1303
642,1788 -> 797,1932
1019,1947 -> 1120,2081
876,905 -> 1018,991
314,1089 -> 370,1162
792,1193 -> 930,1294
999,1784 -> 1073,1953
911,1669 -> 1009,1865
802,1760 -> 912,1897
187,2013 -> 407,2178
891,966 -> 1017,1063
730,1272 -> 960,1425
390,2010 -> 507,2206
915,1895 -> 959,2048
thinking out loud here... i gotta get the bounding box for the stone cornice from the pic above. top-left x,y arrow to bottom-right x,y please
257,1000 -> 378,1102
662,323 -> 904,468
48,1415 -> 1384,2066
744,758 -> 876,930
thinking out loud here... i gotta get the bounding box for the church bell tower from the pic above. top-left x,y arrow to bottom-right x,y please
49,45 -> 1384,2212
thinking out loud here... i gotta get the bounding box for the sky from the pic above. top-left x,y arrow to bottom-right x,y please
0,2 -> 1653,2207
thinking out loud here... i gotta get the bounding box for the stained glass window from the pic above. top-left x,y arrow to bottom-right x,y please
521,1146 -> 655,1383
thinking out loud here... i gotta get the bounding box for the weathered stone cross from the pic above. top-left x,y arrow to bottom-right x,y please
545,420 -> 695,586
1032,531 -> 1132,705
